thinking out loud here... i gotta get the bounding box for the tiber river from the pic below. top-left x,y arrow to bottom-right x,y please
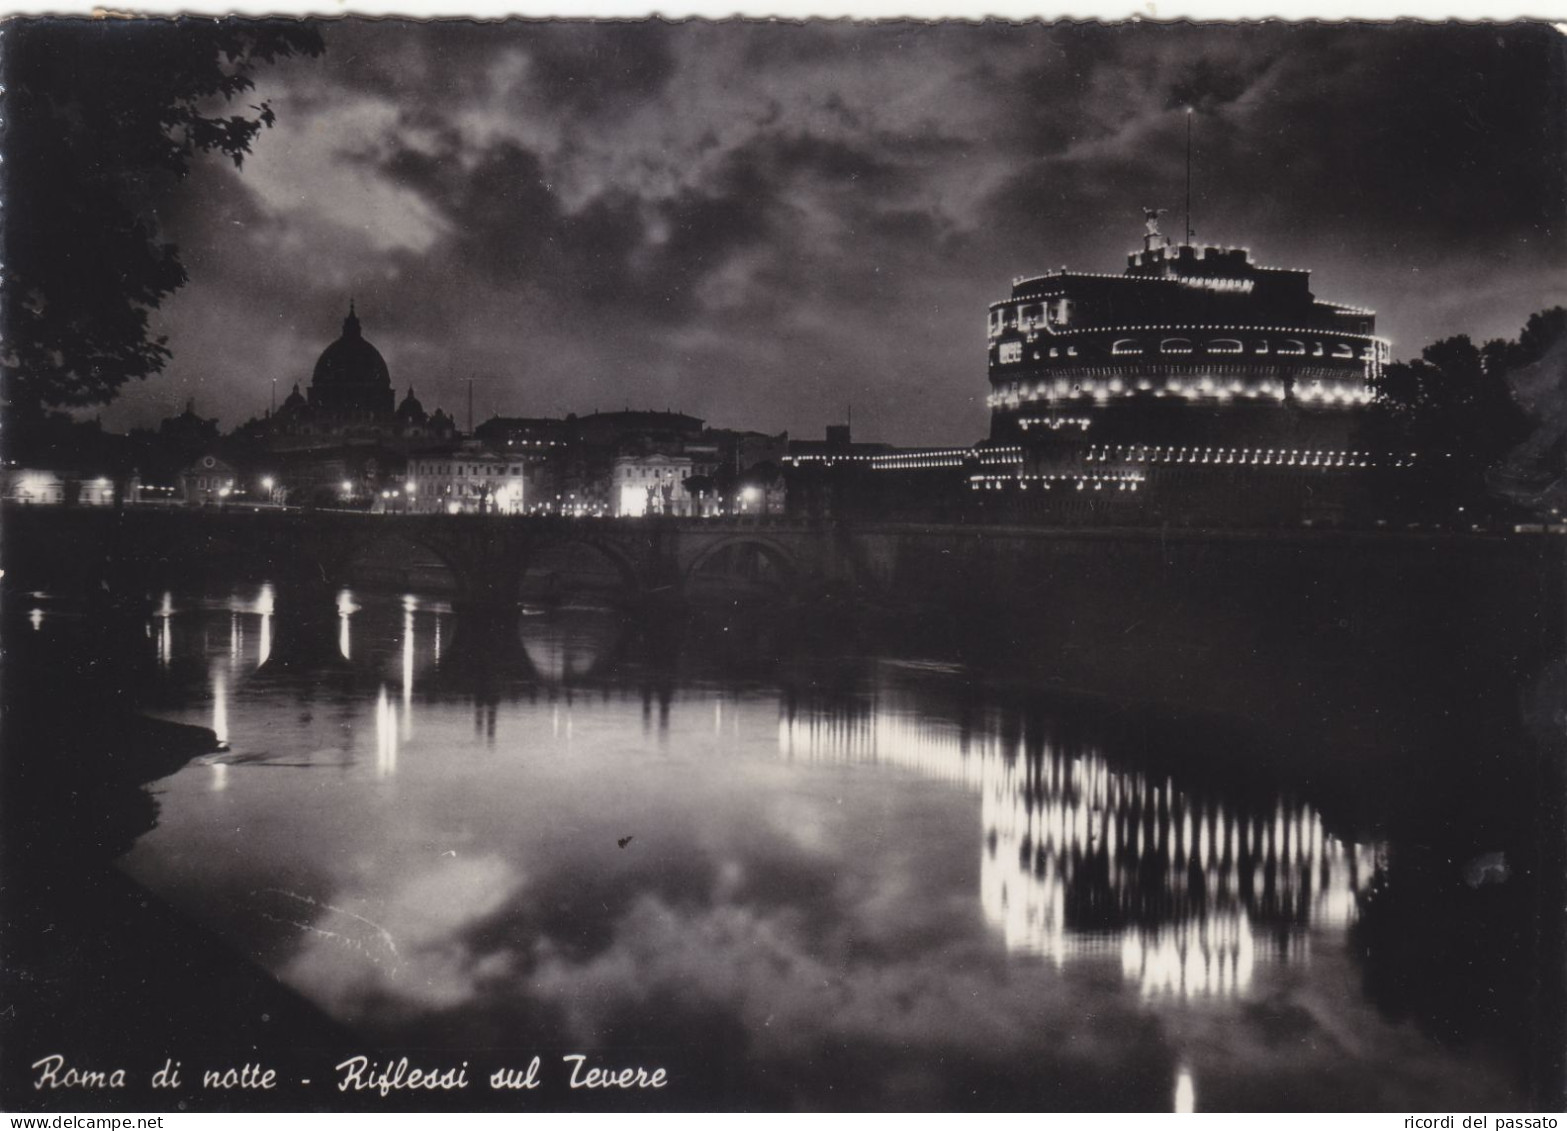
21,574 -> 1561,1111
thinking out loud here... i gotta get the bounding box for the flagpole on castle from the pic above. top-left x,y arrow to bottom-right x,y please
1185,106 -> 1194,246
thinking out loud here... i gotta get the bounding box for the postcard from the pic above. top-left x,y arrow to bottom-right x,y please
2,15 -> 1563,1114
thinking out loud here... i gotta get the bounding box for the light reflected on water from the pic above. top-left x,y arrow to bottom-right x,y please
156,592 -> 173,667
92,581 -> 1535,1111
778,701 -> 1376,995
401,596 -> 416,734
255,583 -> 274,667
517,606 -> 622,683
211,669 -> 228,747
375,684 -> 399,779
131,590 -> 1382,1011
337,589 -> 357,660
1122,915 -> 1255,999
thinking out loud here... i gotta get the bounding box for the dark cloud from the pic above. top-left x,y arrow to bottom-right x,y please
520,21 -> 678,114
81,20 -> 1566,444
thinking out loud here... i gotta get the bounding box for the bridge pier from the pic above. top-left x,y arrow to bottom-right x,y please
263,578 -> 350,672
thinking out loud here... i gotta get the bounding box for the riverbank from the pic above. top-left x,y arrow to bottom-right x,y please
1,634 -> 356,1110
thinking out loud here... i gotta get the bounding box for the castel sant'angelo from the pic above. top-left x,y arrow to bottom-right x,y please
972,205 -> 1396,524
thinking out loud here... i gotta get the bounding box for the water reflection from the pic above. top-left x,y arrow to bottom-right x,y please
337,589 -> 356,660
516,605 -> 623,683
375,685 -> 398,778
156,591 -> 173,668
778,692 -> 1379,996
92,580 -> 1545,1110
256,584 -> 273,667
212,670 -> 228,747
402,596 -> 416,728
146,589 -> 1382,1002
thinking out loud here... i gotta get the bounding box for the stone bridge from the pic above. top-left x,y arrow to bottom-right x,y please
3,506 -> 862,607
5,503 -> 1563,771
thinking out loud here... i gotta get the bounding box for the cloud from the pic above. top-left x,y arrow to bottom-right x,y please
92,21 -> 1565,445
280,853 -> 524,1015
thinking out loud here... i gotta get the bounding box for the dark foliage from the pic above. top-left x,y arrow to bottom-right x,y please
1,19 -> 323,419
1365,309 -> 1565,513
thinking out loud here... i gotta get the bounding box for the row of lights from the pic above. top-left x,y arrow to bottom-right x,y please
990,319 -> 1390,349
1085,445 -> 1384,469
971,472 -> 1146,493
1019,418 -> 1093,432
862,445 -> 1028,472
870,452 -> 971,470
988,376 -> 1374,410
785,454 -> 881,467
846,447 -> 1027,472
1101,340 -> 1370,361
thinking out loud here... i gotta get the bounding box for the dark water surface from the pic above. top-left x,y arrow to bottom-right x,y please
10,574 -> 1565,1112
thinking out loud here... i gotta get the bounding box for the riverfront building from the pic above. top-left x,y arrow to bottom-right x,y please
612,452 -> 696,516
405,447 -> 546,515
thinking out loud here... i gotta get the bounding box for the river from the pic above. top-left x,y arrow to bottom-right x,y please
6,562 -> 1563,1111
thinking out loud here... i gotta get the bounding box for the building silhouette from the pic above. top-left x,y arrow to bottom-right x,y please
306,301 -> 394,420
261,303 -> 456,451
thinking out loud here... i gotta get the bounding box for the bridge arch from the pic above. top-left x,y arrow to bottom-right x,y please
683,535 -> 799,603
329,531 -> 470,597
516,536 -> 642,606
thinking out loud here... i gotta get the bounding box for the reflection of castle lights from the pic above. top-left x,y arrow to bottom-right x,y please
1120,914 -> 1254,998
778,693 -> 1380,996
1175,1066 -> 1196,1113
29,608 -> 43,631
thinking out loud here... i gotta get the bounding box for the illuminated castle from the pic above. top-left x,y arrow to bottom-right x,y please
971,212 -> 1395,522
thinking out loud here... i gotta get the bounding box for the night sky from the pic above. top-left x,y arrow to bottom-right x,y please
101,20 -> 1566,444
